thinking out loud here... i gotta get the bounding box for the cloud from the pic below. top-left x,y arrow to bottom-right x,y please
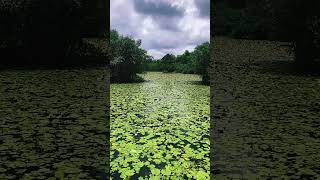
133,0 -> 185,31
111,0 -> 210,59
133,0 -> 184,17
194,0 -> 210,18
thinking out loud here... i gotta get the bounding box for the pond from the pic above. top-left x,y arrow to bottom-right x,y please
0,68 -> 109,179
111,72 -> 210,179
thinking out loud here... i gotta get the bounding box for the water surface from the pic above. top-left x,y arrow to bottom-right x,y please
0,68 -> 109,179
111,72 -> 210,179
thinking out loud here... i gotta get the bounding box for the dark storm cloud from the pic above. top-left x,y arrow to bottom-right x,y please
194,0 -> 210,18
154,16 -> 182,31
111,0 -> 210,59
133,0 -> 185,31
133,0 -> 184,17
149,40 -> 178,50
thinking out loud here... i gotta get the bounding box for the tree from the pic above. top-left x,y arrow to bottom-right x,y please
161,54 -> 176,72
145,42 -> 210,84
214,0 -> 320,71
23,0 -> 82,64
194,42 -> 210,84
273,0 -> 320,69
110,30 -> 149,82
0,0 -> 83,66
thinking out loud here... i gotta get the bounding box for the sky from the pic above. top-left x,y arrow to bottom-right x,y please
110,0 -> 210,59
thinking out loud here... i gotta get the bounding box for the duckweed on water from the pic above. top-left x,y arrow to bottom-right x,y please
111,72 -> 210,179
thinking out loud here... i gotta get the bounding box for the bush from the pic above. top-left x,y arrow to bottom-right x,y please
110,30 -> 149,82
145,42 -> 210,84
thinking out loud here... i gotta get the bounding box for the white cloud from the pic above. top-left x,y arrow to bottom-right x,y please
110,0 -> 210,59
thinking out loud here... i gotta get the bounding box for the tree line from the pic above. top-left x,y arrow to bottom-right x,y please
213,0 -> 320,71
146,42 -> 210,84
109,30 -> 210,84
1,0 -> 210,84
0,0 -> 107,67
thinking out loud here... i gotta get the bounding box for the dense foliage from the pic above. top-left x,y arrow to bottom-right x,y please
0,0 -> 107,67
109,30 -> 151,82
146,42 -> 210,84
213,0 -> 320,70
213,0 -> 275,40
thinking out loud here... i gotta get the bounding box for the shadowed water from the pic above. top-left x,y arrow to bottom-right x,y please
0,68 -> 109,179
211,37 -> 320,179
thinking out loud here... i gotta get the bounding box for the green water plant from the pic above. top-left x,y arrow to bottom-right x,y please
111,72 -> 210,179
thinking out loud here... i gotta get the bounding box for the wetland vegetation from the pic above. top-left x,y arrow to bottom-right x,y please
111,72 -> 210,179
109,28 -> 211,178
1,1 -> 109,179
109,0 -> 211,177
146,42 -> 210,85
211,1 -> 319,178
211,36 -> 320,179
0,68 -> 110,179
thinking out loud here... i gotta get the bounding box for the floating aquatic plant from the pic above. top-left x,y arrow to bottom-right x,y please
111,72 -> 210,179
